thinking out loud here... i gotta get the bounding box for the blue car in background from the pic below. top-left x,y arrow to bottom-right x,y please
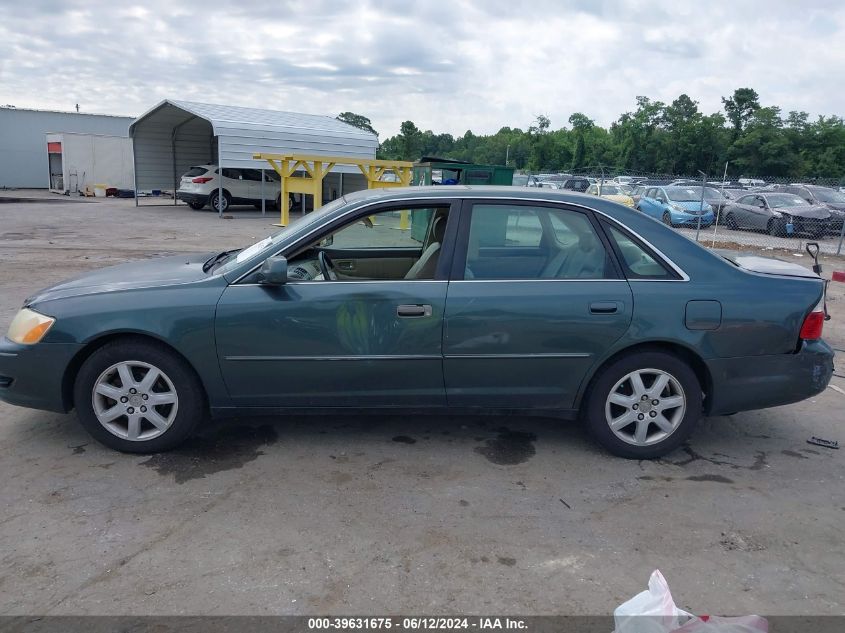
637,186 -> 715,228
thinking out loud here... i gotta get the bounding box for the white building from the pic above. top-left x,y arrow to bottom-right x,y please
46,132 -> 134,193
0,106 -> 133,188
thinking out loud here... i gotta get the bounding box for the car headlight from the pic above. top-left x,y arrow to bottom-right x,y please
6,308 -> 55,345
670,203 -> 684,211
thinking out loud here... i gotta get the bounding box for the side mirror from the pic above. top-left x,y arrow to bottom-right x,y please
258,256 -> 288,285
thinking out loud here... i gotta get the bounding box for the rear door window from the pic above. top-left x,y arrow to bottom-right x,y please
464,204 -> 614,280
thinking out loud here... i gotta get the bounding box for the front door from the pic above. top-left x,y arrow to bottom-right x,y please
443,201 -> 633,410
215,203 -> 456,408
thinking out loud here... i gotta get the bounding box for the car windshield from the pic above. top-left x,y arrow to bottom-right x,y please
809,188 -> 845,203
214,197 -> 349,275
666,188 -> 701,202
767,194 -> 810,208
599,185 -> 622,195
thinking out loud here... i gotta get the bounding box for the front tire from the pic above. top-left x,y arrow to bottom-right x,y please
662,211 -> 673,227
187,201 -> 205,210
73,338 -> 205,453
725,212 -> 737,230
583,351 -> 702,459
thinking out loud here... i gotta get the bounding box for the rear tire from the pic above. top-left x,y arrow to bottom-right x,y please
583,351 -> 702,459
73,338 -> 206,453
209,190 -> 230,213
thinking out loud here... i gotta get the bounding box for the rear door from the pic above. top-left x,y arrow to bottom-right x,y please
442,200 -> 633,410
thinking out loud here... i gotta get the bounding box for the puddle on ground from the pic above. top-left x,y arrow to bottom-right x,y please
475,428 -> 537,465
140,423 -> 278,483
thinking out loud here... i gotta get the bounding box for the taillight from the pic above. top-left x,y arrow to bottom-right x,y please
192,177 -> 213,183
799,300 -> 825,340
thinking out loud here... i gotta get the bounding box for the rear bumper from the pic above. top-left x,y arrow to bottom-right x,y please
176,192 -> 209,206
0,337 -> 83,413
705,340 -> 834,415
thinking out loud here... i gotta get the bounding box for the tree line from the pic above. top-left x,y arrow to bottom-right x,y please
337,88 -> 845,182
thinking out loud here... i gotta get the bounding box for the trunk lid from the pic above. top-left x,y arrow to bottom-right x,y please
715,250 -> 820,279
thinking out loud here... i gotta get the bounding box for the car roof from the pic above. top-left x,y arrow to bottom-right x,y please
339,185 -> 627,208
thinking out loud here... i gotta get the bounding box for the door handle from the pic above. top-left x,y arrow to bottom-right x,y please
590,301 -> 619,314
397,304 -> 432,318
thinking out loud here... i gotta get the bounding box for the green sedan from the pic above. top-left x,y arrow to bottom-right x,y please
0,187 -> 834,458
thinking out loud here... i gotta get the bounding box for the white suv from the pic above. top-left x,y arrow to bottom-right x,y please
176,164 -> 284,212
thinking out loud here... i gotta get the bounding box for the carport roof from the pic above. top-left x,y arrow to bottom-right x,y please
129,99 -> 378,146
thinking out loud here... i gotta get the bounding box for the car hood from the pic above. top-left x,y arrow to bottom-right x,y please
715,250 -> 820,279
602,194 -> 634,207
778,205 -> 830,219
25,252 -> 214,305
670,200 -> 711,212
820,202 -> 845,213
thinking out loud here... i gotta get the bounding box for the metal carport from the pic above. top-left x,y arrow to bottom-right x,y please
128,99 -> 378,213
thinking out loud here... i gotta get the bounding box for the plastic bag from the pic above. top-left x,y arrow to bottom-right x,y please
613,570 -> 767,633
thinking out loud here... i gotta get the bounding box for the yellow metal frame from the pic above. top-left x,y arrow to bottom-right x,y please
252,153 -> 414,226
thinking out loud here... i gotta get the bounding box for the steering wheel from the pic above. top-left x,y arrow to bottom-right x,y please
318,251 -> 338,281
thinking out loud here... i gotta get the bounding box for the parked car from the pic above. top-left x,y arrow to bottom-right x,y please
560,177 -> 591,193
627,185 -> 644,205
0,187 -> 833,459
773,184 -> 845,235
586,183 -> 635,207
636,186 -> 715,227
678,186 -> 733,218
538,174 -> 574,189
722,192 -> 831,237
512,174 -> 541,187
176,164 -> 286,212
721,188 -> 748,200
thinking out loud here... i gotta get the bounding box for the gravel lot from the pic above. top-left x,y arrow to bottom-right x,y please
1,193 -> 844,616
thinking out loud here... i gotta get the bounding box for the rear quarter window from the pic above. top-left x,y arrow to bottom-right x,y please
603,223 -> 678,280
185,167 -> 208,177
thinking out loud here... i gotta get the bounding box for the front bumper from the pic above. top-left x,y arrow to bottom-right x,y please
673,211 -> 714,227
705,339 -> 835,415
0,337 -> 83,413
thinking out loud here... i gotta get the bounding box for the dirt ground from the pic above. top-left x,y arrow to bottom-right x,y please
1,194 -> 843,616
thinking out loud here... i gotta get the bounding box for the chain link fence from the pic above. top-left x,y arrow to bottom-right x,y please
519,168 -> 845,256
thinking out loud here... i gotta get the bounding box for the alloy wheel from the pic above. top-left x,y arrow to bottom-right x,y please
604,368 -> 686,447
91,360 -> 179,441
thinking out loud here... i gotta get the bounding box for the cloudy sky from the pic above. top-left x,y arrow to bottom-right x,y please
1,0 -> 844,138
